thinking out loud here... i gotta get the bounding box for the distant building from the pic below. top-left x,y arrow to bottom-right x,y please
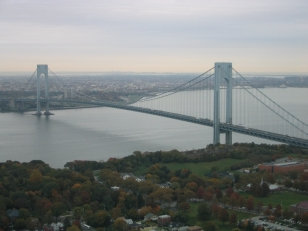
157,215 -> 171,226
111,186 -> 120,191
258,158 -> 307,173
144,213 -> 156,221
290,201 -> 308,216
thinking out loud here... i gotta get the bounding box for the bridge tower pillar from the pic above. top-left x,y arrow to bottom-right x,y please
214,62 -> 232,145
36,64 -> 52,116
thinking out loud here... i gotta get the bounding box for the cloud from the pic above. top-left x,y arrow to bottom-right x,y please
0,0 -> 307,72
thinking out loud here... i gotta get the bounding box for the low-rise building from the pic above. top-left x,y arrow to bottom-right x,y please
258,158 -> 307,173
290,201 -> 308,216
157,215 -> 171,226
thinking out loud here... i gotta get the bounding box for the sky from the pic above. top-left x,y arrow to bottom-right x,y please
0,0 -> 307,73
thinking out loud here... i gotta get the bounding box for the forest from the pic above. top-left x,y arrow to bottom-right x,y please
0,143 -> 307,230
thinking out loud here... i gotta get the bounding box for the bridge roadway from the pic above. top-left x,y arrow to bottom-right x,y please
16,98 -> 308,148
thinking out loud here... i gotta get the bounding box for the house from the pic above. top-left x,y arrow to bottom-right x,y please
268,183 -> 280,191
6,208 -> 19,218
50,222 -> 64,231
125,218 -> 134,225
144,213 -> 155,221
290,201 -> 308,216
157,215 -> 171,226
120,172 -> 145,182
111,186 -> 120,191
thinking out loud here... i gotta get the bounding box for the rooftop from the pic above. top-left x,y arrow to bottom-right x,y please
296,201 -> 308,209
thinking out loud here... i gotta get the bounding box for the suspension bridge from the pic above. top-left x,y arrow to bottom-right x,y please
10,63 -> 308,148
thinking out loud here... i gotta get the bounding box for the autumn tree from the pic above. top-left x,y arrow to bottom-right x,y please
218,208 -> 229,224
29,169 -> 43,185
246,196 -> 254,211
66,225 -> 81,231
229,213 -> 237,225
113,218 -> 128,231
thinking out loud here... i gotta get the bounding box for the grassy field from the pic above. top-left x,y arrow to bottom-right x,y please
163,158 -> 245,177
240,191 -> 308,209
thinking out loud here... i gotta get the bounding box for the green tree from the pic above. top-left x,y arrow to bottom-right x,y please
51,202 -> 67,217
87,210 -> 111,228
198,203 -> 211,220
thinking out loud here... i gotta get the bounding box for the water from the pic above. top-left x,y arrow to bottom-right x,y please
0,88 -> 307,168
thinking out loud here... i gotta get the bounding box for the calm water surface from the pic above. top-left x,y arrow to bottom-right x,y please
0,88 -> 307,168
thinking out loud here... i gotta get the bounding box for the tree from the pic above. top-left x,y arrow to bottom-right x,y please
178,202 -> 190,211
19,208 -> 30,219
273,205 -> 282,218
204,221 -> 217,231
127,208 -> 139,220
301,212 -> 308,224
215,188 -> 223,200
246,196 -> 254,211
87,210 -> 111,228
14,218 -> 27,230
196,186 -> 205,198
251,182 -> 269,197
260,182 -> 270,197
29,169 -> 43,185
147,188 -> 174,205
51,202 -> 66,217
113,218 -> 128,231
211,204 -> 221,218
73,207 -> 83,219
198,203 -> 211,221
66,225 -> 81,231
218,208 -> 229,224
282,208 -> 292,219
186,182 -> 198,192
138,206 -> 153,218
229,213 -> 237,225
230,192 -> 240,208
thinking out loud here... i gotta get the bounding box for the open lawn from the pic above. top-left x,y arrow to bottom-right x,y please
163,158 -> 245,177
227,209 -> 254,220
240,191 -> 308,209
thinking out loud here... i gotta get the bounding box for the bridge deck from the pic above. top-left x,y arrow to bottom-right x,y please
14,98 -> 308,148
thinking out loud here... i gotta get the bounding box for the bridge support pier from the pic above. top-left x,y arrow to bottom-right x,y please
225,63 -> 233,145
213,63 -> 221,144
213,62 -> 232,145
36,64 -> 53,116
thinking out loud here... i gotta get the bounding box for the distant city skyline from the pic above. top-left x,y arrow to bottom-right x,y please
0,0 -> 307,73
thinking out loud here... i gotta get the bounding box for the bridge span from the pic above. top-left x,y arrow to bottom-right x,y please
15,62 -> 308,149
16,98 -> 308,148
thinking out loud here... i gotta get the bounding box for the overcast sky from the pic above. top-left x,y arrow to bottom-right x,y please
0,0 -> 307,73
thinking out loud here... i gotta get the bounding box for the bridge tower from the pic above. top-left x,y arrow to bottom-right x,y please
214,62 -> 232,145
36,64 -> 52,116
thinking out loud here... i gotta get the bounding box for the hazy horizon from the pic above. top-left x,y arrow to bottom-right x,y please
0,71 -> 307,79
